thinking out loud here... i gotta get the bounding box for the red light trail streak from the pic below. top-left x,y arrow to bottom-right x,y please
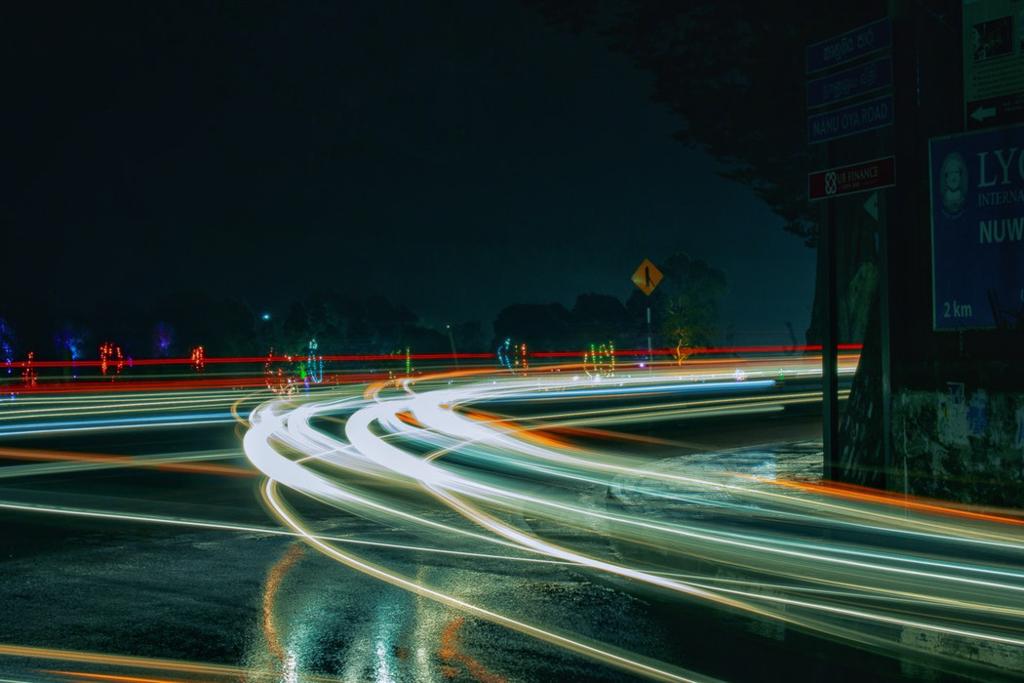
6,345 -> 862,370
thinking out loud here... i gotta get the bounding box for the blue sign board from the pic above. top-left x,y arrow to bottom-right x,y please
808,95 -> 893,144
930,124 -> 1024,330
806,56 -> 892,109
806,17 -> 892,74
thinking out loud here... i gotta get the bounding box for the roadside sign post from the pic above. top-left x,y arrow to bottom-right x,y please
806,160 -> 897,483
808,156 -> 896,200
631,258 -> 663,366
646,306 -> 652,366
822,194 -> 838,481
806,16 -> 894,481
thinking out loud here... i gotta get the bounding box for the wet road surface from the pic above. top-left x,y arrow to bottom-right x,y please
0,372 -> 1016,682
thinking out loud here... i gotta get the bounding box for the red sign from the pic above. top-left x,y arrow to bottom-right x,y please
808,156 -> 895,200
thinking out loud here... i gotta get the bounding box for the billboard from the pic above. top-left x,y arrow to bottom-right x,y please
963,0 -> 1024,129
930,123 -> 1024,329
808,156 -> 895,201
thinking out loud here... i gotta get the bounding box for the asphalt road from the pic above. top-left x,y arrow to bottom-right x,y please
0,365 -> 1017,682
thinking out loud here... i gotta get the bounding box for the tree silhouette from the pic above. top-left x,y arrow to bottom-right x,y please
571,293 -> 629,345
493,303 -> 573,351
653,252 -> 727,351
522,0 -> 890,246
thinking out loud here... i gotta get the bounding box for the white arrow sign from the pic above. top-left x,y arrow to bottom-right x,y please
970,106 -> 996,123
863,191 -> 879,221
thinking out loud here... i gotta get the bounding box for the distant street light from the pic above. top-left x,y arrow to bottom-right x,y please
260,312 -> 271,322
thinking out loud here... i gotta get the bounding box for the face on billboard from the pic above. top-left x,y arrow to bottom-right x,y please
940,152 -> 967,216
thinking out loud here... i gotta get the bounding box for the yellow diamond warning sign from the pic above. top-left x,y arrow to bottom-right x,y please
631,258 -> 663,296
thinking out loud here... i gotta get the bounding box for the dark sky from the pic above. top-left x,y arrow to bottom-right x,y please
5,1 -> 814,344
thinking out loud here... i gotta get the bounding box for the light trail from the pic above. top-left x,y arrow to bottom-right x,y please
0,412 -> 238,437
262,480 -> 709,683
6,350 -> 1012,681
242,365 -> 1024,680
0,644 -> 257,680
0,500 -> 575,566
0,346 -> 860,399
770,477 -> 1024,526
43,671 -> 192,683
0,447 -> 253,478
261,544 -> 306,665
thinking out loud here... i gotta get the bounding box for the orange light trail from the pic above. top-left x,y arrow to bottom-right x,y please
437,617 -> 507,683
0,446 -> 254,478
461,408 -> 573,449
43,671 -> 189,683
0,644 -> 343,682
0,644 -> 241,678
769,478 -> 1024,527
261,544 -> 305,664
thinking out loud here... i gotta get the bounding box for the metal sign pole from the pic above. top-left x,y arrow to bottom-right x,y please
630,258 -> 663,371
646,306 -> 653,369
822,190 -> 839,481
806,16 -> 895,483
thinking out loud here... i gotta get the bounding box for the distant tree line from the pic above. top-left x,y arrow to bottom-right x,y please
0,290 -> 471,361
0,253 -> 724,360
495,253 -> 726,352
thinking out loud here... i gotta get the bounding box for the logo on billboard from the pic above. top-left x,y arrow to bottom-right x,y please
824,172 -> 837,195
939,152 -> 968,218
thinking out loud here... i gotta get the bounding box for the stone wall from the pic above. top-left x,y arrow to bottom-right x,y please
892,387 -> 1024,507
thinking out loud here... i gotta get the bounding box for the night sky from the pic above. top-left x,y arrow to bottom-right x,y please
6,1 -> 814,344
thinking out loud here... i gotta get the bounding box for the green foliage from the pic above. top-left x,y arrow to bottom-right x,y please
489,255 -> 727,352
654,252 -> 727,349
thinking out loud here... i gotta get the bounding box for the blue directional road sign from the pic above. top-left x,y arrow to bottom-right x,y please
806,56 -> 892,109
930,123 -> 1024,330
808,95 -> 894,144
806,17 -> 892,74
